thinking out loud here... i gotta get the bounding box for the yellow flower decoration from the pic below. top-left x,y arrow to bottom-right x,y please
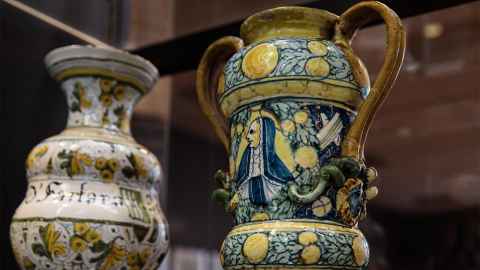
294,146 -> 318,169
113,85 -> 125,101
100,79 -> 113,93
281,120 -> 295,134
101,170 -> 114,182
85,229 -> 101,243
95,158 -> 107,170
298,231 -> 318,246
294,111 -> 309,124
70,151 -> 92,175
107,159 -> 119,171
74,223 -> 90,235
70,236 -> 88,253
100,95 -> 113,107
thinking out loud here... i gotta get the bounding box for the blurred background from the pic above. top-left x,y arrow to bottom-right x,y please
2,0 -> 480,269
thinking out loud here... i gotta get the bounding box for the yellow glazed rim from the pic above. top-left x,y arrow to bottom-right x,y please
228,219 -> 362,236
240,6 -> 339,45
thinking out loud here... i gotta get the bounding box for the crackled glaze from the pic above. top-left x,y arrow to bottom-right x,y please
11,46 -> 169,270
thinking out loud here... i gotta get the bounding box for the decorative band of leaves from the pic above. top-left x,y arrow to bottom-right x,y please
222,228 -> 367,268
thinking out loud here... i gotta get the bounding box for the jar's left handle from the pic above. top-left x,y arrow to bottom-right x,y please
196,37 -> 244,152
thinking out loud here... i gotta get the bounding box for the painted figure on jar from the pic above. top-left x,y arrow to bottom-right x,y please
236,116 -> 294,205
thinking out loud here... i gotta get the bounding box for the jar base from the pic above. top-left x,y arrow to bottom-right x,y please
220,220 -> 369,270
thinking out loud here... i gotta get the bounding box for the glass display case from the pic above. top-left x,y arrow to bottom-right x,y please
2,1 -> 480,269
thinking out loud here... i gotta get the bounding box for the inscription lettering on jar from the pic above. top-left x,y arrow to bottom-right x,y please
22,181 -> 151,224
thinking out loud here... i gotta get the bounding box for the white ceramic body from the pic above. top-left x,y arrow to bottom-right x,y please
10,46 -> 169,270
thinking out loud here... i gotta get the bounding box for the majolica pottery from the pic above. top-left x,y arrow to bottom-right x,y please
10,46 -> 169,270
197,2 -> 405,270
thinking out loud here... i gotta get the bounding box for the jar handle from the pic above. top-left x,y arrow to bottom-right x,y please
335,1 -> 406,160
196,37 -> 244,152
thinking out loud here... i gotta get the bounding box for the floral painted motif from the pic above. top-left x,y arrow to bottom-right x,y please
26,140 -> 160,187
63,77 -> 140,134
70,81 -> 93,112
11,219 -> 168,270
31,223 -> 67,260
58,149 -> 93,177
12,45 -> 168,270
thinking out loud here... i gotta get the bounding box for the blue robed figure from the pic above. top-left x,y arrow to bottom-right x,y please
236,117 -> 294,205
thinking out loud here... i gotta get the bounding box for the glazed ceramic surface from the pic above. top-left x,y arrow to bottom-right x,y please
10,46 -> 169,270
197,2 -> 405,270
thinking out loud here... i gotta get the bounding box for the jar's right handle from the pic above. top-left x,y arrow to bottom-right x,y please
335,1 -> 406,160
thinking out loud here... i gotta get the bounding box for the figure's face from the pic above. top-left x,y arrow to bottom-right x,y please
246,120 -> 261,148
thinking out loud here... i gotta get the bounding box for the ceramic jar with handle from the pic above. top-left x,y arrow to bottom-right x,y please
10,45 -> 169,270
197,2 -> 405,269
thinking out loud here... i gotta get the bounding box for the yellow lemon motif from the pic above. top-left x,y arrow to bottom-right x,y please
352,236 -> 369,266
281,120 -> 295,134
298,232 -> 318,246
293,111 -> 309,124
306,57 -> 330,77
243,233 -> 269,263
312,196 -> 333,217
294,146 -> 318,169
217,72 -> 225,95
301,245 -> 321,264
251,212 -> 270,222
242,43 -> 278,79
308,41 -> 328,56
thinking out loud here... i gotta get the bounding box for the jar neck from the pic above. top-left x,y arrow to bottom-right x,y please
240,7 -> 338,45
62,76 -> 142,135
